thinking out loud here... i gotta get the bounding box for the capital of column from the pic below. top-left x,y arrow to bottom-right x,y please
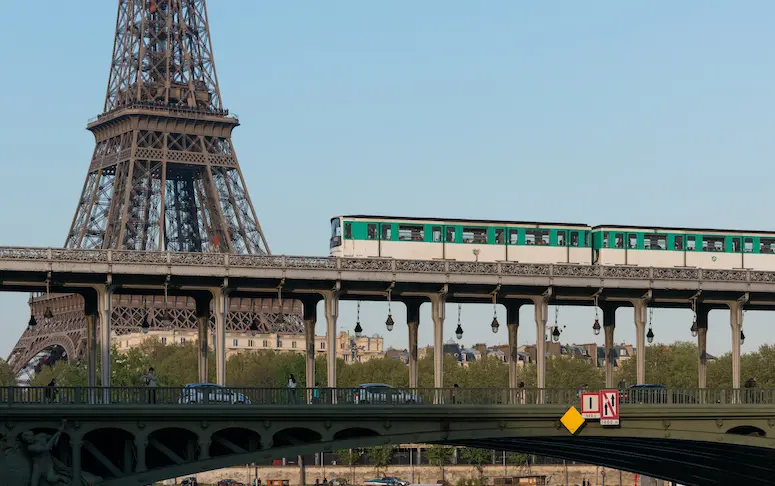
404,297 -> 424,324
530,296 -> 549,324
321,289 -> 340,320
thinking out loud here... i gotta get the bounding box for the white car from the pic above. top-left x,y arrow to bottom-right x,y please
178,384 -> 251,404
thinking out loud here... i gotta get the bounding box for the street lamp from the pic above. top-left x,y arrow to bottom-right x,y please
551,326 -> 561,342
592,294 -> 600,336
355,301 -> 363,338
690,298 -> 698,337
491,294 -> 499,334
740,329 -> 745,345
385,290 -> 394,332
491,316 -> 500,334
455,304 -> 464,339
646,327 -> 654,344
161,276 -> 172,327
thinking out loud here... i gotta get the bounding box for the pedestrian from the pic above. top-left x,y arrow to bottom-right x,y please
313,381 -> 321,404
145,367 -> 157,404
323,477 -> 328,486
452,383 -> 459,404
518,381 -> 526,404
45,378 -> 57,403
315,479 -> 320,486
288,374 -> 297,404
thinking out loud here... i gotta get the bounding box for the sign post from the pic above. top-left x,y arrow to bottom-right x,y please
600,389 -> 620,426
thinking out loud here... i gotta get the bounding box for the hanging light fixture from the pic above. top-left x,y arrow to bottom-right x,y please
43,274 -> 53,322
140,297 -> 150,334
551,306 -> 563,342
385,289 -> 394,332
690,298 -> 698,337
455,304 -> 464,340
551,326 -> 561,342
160,276 -> 172,326
490,293 -> 499,334
740,309 -> 746,345
354,301 -> 363,338
740,329 -> 746,345
592,295 -> 601,336
646,306 -> 655,344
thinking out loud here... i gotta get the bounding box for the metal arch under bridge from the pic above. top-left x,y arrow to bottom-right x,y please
2,387 -> 775,486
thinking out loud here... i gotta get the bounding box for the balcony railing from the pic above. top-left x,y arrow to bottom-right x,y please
1,387 -> 772,406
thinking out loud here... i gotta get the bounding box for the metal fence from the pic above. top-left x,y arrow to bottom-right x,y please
1,386 -> 772,406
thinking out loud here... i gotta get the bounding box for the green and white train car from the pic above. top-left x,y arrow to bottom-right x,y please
330,216 -> 593,264
591,225 -> 775,270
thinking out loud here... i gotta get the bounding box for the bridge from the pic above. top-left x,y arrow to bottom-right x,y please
1,386 -> 774,486
2,247 -> 770,393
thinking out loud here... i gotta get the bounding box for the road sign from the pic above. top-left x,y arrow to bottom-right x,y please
600,389 -> 620,426
560,406 -> 585,434
580,392 -> 600,419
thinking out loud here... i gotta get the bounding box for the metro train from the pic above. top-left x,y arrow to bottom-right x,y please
329,215 -> 775,271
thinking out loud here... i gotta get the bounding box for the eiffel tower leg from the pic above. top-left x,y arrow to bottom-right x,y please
84,291 -> 99,387
195,294 -> 211,383
99,286 -> 113,388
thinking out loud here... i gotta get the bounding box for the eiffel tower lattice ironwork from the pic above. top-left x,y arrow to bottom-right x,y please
8,0 -> 303,376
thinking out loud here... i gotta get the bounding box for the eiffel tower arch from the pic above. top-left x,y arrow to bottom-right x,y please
8,0 -> 303,377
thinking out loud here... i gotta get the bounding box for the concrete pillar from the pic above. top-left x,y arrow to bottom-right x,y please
71,438 -> 82,485
532,297 -> 548,391
602,304 -> 616,388
406,298 -> 422,389
195,295 -> 211,383
299,455 -> 306,486
83,292 -> 99,388
303,298 -> 318,394
696,305 -> 710,389
323,291 -> 339,389
430,293 -> 446,389
633,300 -> 646,385
98,286 -> 113,388
506,302 -> 521,391
729,301 -> 743,389
213,288 -> 229,386
199,437 -> 211,460
135,436 -> 148,472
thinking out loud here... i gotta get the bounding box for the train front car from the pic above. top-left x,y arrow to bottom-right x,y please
331,215 -> 592,264
592,225 -> 775,270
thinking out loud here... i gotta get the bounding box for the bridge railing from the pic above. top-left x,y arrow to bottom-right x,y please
1,386 -> 773,406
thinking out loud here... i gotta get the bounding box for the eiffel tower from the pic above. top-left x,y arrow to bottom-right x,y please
8,0 -> 302,376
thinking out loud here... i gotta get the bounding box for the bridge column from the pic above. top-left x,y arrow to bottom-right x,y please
430,292 -> 446,389
531,296 -> 549,393
602,303 -> 616,388
302,297 -> 320,396
323,291 -> 339,389
633,299 -> 646,385
506,301 -> 522,398
195,294 -> 212,383
98,285 -> 113,388
199,436 -> 211,460
71,438 -> 82,485
135,435 -> 148,472
696,304 -> 710,389
213,287 -> 229,386
406,298 -> 422,389
83,291 -> 99,388
729,301 -> 743,389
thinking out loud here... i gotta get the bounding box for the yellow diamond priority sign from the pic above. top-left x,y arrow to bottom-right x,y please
560,406 -> 585,435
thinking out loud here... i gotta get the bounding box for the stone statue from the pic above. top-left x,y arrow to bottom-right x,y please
22,421 -> 69,486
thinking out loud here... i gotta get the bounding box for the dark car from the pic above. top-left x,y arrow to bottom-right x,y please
622,384 -> 696,404
218,480 -> 246,486
181,478 -> 199,486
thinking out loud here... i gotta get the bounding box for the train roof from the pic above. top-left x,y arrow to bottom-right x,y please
334,215 -> 590,227
592,224 -> 775,236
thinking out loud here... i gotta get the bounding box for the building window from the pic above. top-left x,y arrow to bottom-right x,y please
292,341 -> 297,349
233,339 -> 239,346
644,233 -> 666,250
525,229 -> 549,246
702,236 -> 724,252
248,339 -> 254,347
398,224 -> 424,241
462,227 -> 487,244
367,224 -> 377,240
161,337 -> 167,345
263,340 -> 269,347
276,336 -> 282,348
320,342 -> 325,349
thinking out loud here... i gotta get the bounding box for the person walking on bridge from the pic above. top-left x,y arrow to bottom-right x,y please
288,374 -> 297,404
145,367 -> 157,404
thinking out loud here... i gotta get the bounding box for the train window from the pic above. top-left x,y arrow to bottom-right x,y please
687,236 -> 696,251
585,232 -> 590,247
644,234 -> 666,250
525,229 -> 549,245
381,225 -> 392,240
446,227 -> 456,243
614,233 -> 624,248
603,233 -> 610,248
557,231 -> 566,246
330,219 -> 342,248
398,224 -> 424,241
509,229 -> 519,245
675,235 -> 684,250
760,238 -> 775,254
367,224 -> 377,240
628,233 -> 638,249
495,228 -> 504,244
432,226 -> 442,242
732,238 -> 741,253
462,227 -> 487,244
344,222 -> 352,239
570,232 -> 579,247
744,237 -> 753,253
702,236 -> 725,252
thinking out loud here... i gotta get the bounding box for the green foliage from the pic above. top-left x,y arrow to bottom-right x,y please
0,359 -> 17,386
335,448 -> 363,484
426,444 -> 454,479
456,478 -> 488,486
459,447 -> 492,477
365,444 -> 394,475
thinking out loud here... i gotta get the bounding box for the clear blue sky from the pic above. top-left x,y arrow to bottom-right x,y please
1,1 -> 774,361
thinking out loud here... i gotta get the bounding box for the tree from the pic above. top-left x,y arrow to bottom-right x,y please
618,342 -> 699,388
459,447 -> 492,480
335,448 -> 363,484
0,359 -> 16,386
426,445 -> 454,482
366,444 -> 395,476
505,452 -> 528,475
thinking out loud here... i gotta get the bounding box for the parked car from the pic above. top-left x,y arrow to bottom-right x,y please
352,384 -> 422,404
181,478 -> 199,486
621,384 -> 696,404
364,477 -> 409,486
218,480 -> 246,486
179,384 -> 252,404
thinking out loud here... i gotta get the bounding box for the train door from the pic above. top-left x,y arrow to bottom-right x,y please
674,235 -> 685,267
379,223 -> 393,258
731,236 -> 742,268
443,225 -> 456,260
556,230 -> 568,263
494,227 -> 506,261
569,230 -> 581,263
